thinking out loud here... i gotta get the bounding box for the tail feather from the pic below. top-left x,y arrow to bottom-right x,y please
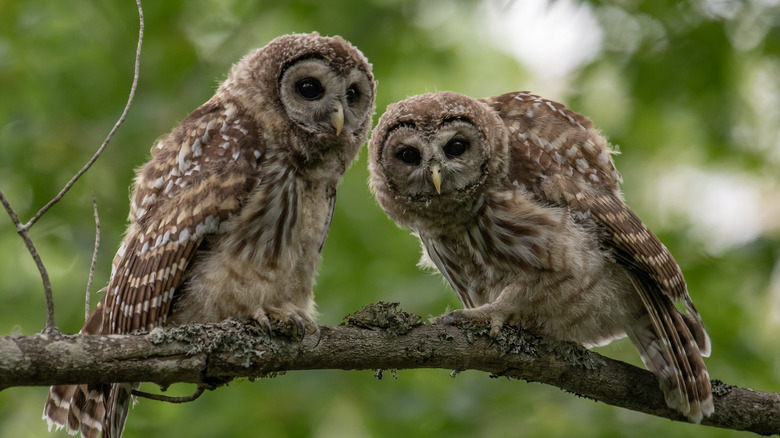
107,383 -> 136,438
43,383 -> 104,437
628,277 -> 713,423
80,385 -> 108,438
627,318 -> 688,413
682,298 -> 711,357
42,298 -> 137,437
43,382 -> 135,438
43,384 -> 81,435
660,302 -> 702,419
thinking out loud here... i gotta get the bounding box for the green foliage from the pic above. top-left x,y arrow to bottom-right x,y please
1,1 -> 778,437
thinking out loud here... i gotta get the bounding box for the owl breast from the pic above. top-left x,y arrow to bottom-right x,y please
170,161 -> 339,325
422,189 -> 644,346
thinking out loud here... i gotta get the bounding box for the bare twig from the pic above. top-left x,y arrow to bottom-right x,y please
0,0 -> 145,333
0,189 -> 21,226
0,188 -> 57,333
85,194 -> 101,323
24,0 -> 145,231
132,385 -> 206,404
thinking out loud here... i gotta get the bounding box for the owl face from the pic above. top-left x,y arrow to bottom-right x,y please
222,33 -> 375,161
369,92 -> 509,229
279,57 -> 374,140
377,118 -> 488,198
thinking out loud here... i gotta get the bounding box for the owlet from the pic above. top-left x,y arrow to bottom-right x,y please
368,91 -> 712,423
43,32 -> 375,438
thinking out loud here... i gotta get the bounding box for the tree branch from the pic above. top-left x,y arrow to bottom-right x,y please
0,303 -> 776,435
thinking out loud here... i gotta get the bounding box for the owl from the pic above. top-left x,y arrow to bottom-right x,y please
43,32 -> 375,438
368,91 -> 712,423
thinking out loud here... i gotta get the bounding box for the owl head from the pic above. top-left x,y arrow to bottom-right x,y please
369,91 -> 509,231
220,32 -> 376,164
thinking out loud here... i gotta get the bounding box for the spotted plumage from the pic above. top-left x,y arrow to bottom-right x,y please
368,91 -> 712,423
43,32 -> 375,438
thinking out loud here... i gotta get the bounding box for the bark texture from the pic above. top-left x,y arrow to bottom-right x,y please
1,303 -> 777,435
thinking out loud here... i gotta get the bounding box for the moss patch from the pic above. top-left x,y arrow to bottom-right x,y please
343,302 -> 423,336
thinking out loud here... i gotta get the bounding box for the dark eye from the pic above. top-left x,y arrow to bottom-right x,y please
396,147 -> 421,164
346,84 -> 360,106
295,77 -> 324,100
443,138 -> 468,157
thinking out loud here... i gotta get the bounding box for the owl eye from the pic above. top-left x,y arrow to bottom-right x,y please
295,77 -> 324,100
346,84 -> 360,106
443,138 -> 468,157
396,147 -> 421,164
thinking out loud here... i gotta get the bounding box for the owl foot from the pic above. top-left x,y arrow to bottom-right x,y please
288,314 -> 307,340
288,314 -> 323,345
440,304 -> 512,338
253,306 -> 318,341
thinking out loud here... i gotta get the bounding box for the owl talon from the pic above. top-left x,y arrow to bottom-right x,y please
288,314 -> 307,342
488,318 -> 504,338
253,311 -> 275,334
312,325 -> 323,347
252,308 -> 271,333
253,307 -> 317,340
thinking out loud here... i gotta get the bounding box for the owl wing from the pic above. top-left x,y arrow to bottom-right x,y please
420,236 -> 474,308
483,92 -> 691,299
539,174 -> 709,349
44,99 -> 265,436
318,187 -> 337,253
100,99 -> 264,334
485,91 -> 709,347
488,92 -> 712,419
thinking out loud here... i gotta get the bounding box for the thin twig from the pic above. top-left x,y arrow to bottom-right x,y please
132,385 -> 206,404
85,194 -> 100,323
0,0 -> 144,334
0,189 -> 22,227
23,0 -> 145,231
0,188 -> 57,333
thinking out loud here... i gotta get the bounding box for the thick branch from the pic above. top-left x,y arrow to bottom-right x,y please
0,304 -> 777,435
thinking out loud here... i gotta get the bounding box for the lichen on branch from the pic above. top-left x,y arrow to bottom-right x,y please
0,303 -> 778,435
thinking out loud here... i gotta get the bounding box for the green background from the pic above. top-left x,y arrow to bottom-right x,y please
1,1 -> 779,437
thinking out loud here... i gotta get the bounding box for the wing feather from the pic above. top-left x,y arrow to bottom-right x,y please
483,91 -> 712,420
483,91 -> 686,299
96,98 -> 264,334
318,187 -> 337,253
421,237 -> 474,308
558,179 -> 687,299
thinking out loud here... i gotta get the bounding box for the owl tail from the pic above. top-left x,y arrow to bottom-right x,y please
43,383 -> 135,438
42,300 -> 136,437
626,290 -> 713,424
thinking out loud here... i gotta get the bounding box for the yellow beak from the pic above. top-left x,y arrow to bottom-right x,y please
430,163 -> 442,195
330,102 -> 344,136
